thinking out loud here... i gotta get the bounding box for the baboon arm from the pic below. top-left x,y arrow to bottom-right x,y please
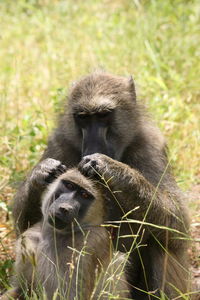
80,154 -> 189,245
12,136 -> 79,234
13,156 -> 67,234
13,179 -> 43,234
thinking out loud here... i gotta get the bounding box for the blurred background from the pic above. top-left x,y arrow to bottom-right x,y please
0,0 -> 199,292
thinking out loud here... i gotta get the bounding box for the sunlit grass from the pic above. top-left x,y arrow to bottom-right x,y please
0,0 -> 199,297
0,0 -> 199,188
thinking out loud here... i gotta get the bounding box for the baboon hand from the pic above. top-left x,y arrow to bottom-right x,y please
78,153 -> 109,178
30,158 -> 67,188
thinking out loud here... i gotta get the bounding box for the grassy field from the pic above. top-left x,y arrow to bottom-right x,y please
0,0 -> 199,297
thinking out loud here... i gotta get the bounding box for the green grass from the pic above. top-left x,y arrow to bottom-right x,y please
0,0 -> 199,189
0,0 -> 199,297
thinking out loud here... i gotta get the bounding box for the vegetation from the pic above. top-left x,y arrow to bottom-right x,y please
0,0 -> 199,298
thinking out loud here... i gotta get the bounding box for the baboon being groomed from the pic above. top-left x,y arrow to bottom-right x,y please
13,71 -> 190,299
3,169 -> 130,300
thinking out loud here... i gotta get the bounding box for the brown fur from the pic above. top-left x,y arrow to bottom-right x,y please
8,169 -> 130,300
12,71 -> 191,299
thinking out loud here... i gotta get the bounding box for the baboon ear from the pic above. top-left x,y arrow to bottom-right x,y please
128,75 -> 136,102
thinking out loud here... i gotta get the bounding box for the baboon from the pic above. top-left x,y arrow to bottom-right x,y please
4,169 -> 130,300
13,71 -> 190,299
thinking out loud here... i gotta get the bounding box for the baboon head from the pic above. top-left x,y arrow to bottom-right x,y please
42,169 -> 104,231
62,71 -> 140,161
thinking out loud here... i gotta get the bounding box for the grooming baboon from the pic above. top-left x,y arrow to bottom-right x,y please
13,71 -> 190,299
4,169 -> 130,300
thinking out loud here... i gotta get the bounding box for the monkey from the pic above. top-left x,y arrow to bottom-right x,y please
12,71 -> 191,299
3,169 -> 130,300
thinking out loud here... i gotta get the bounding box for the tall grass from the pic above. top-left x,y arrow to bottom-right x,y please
0,0 -> 199,298
0,0 -> 199,188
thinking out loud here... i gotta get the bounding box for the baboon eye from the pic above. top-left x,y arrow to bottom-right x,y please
75,113 -> 89,120
64,181 -> 74,191
98,112 -> 110,118
97,110 -> 113,120
80,190 -> 90,199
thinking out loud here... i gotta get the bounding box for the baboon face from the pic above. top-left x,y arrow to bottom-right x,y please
46,180 -> 94,230
68,72 -> 137,160
42,169 -> 103,230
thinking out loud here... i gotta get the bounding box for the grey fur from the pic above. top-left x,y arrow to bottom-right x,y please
12,71 -> 190,299
7,169 -> 130,300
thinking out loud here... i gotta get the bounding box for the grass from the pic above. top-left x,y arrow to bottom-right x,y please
0,0 -> 199,298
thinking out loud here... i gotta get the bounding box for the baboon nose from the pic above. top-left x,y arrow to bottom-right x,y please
48,201 -> 80,229
48,209 -> 74,230
57,206 -> 76,224
59,207 -> 74,221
